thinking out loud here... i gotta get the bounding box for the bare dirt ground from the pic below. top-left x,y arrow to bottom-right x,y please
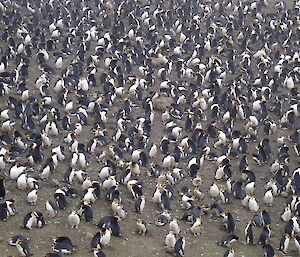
0,0 -> 299,257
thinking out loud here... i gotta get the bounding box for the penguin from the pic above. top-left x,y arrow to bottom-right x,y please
209,182 -> 220,198
27,189 -> 38,205
54,188 -> 68,209
16,239 -> 32,256
23,211 -> 38,229
263,189 -> 273,206
190,217 -> 202,236
68,211 -> 80,228
52,240 -> 75,254
281,206 -> 292,222
5,199 -> 16,216
17,173 -> 28,190
7,235 -> 29,246
284,219 -> 294,236
165,230 -> 176,252
295,235 -> 300,256
45,200 -> 58,218
224,248 -> 235,257
0,176 -> 6,199
220,188 -> 231,204
93,248 -> 106,257
91,231 -> 101,250
245,221 -> 254,245
279,233 -> 290,254
135,195 -> 146,214
136,218 -> 148,235
97,216 -> 121,237
160,190 -> 171,210
249,195 -> 259,212
223,212 -> 236,234
258,225 -> 271,245
0,202 -> 8,221
262,244 -> 276,257
219,234 -> 239,247
100,228 -> 111,247
78,202 -> 93,223
261,210 -> 271,226
232,181 -> 243,199
155,212 -> 169,226
174,237 -> 186,257
169,218 -> 180,235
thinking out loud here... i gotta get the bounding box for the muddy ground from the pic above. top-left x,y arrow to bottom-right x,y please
0,0 -> 299,257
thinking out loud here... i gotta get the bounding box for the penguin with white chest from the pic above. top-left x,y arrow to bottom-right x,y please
165,230 -> 176,252
68,210 -> 80,228
27,189 -> 38,205
279,233 -> 290,254
100,228 -> 111,247
136,218 -> 148,235
45,200 -> 58,218
245,221 -> 254,245
190,217 -> 202,236
135,195 -> 146,214
15,238 -> 32,256
174,237 -> 186,257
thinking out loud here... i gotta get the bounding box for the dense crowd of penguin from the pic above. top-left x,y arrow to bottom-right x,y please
0,0 -> 299,256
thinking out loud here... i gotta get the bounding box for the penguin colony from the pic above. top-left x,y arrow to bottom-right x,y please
0,0 -> 299,256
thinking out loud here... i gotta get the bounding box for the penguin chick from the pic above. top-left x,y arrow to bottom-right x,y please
68,211 -> 80,228
281,207 -> 292,222
169,218 -> 180,235
190,218 -> 202,236
263,189 -> 273,206
136,218 -> 148,235
165,230 -> 176,252
27,189 -> 38,205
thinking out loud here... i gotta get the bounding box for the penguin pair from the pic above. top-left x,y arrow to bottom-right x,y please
23,211 -> 45,229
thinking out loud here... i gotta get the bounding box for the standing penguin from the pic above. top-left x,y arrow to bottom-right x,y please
100,228 -> 111,247
279,234 -> 290,254
249,195 -> 259,212
136,218 -> 148,235
223,212 -> 235,233
68,211 -> 80,228
169,218 -> 180,235
295,235 -> 300,256
135,195 -> 146,214
245,221 -> 254,245
258,225 -> 271,245
174,237 -> 186,257
165,230 -> 176,252
190,217 -> 202,236
0,176 -> 5,199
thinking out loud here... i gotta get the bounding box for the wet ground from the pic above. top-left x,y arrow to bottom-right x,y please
0,0 -> 299,257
